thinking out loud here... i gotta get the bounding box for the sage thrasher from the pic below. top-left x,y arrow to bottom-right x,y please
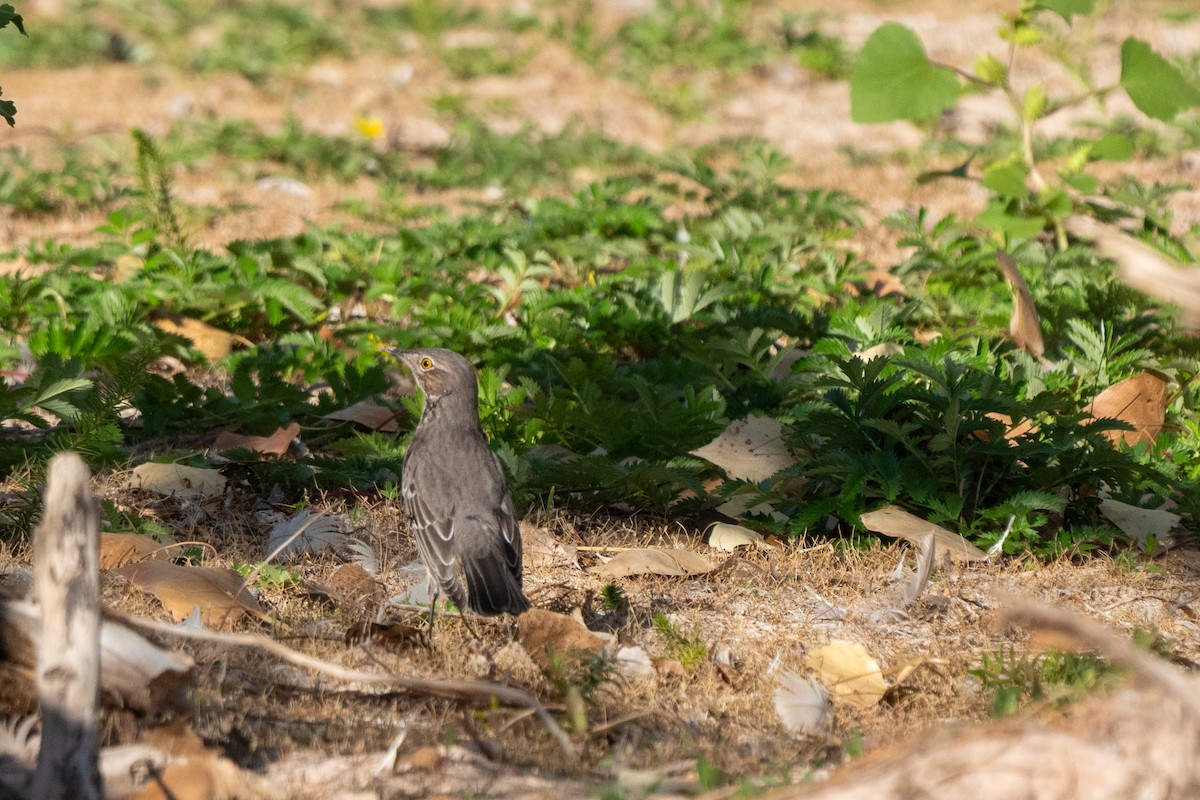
383,346 -> 531,616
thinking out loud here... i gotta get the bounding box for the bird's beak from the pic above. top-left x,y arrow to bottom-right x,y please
377,344 -> 406,360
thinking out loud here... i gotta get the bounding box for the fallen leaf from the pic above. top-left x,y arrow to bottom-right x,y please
589,548 -> 715,579
152,314 -> 247,362
706,522 -> 773,552
124,463 -> 226,499
100,532 -> 181,570
1087,370 -> 1169,447
213,422 -> 300,456
1099,498 -> 1180,546
805,640 -> 887,710
979,411 -> 1037,443
898,534 -> 935,610
997,250 -> 1045,358
517,608 -> 607,670
266,510 -> 346,558
113,561 -> 266,627
774,670 -> 833,736
859,505 -> 987,562
690,415 -> 796,483
132,722 -> 247,800
322,400 -> 398,432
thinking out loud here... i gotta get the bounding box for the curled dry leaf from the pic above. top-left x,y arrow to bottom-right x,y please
517,608 -> 607,671
706,522 -> 773,552
804,639 -> 888,710
1087,370 -> 1169,447
589,548 -> 715,579
997,250 -> 1045,358
112,561 -> 266,628
99,532 -> 181,570
213,422 -> 301,456
124,462 -> 226,500
859,504 -> 987,562
774,670 -> 833,736
898,534 -> 936,610
322,400 -> 398,432
690,415 -> 796,483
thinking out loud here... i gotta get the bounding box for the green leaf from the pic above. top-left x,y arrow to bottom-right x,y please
0,4 -> 25,34
972,53 -> 1007,86
976,200 -> 1046,239
1091,133 -> 1133,161
916,157 -> 974,185
0,93 -> 13,127
1033,0 -> 1095,22
1022,86 -> 1046,121
850,23 -> 960,123
1060,171 -> 1098,193
1120,37 -> 1200,121
982,163 -> 1028,199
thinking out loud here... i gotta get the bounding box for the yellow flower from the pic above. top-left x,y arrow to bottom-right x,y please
354,115 -> 385,140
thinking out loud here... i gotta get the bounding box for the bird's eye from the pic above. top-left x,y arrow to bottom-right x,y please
419,357 -> 433,370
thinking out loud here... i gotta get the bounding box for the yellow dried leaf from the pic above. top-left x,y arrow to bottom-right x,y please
805,639 -> 887,710
124,463 -> 226,499
100,532 -> 180,570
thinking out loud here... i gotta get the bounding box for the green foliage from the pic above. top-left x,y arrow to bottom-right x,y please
0,3 -> 25,126
851,2 -> 1200,245
652,613 -> 708,670
969,646 -> 1123,717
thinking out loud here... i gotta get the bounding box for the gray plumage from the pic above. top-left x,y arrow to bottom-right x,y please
384,346 -> 530,616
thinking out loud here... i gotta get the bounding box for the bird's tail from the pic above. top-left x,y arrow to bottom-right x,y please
461,553 -> 531,615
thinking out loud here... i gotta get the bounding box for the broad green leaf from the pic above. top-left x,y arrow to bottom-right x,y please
1091,133 -> 1133,161
1120,37 -> 1200,120
976,200 -> 1046,239
1060,171 -> 1098,193
0,4 -> 25,34
850,24 -> 960,123
1033,0 -> 1095,22
972,53 -> 1007,86
982,163 -> 1028,198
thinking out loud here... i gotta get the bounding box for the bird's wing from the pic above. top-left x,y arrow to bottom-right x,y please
497,491 -> 523,580
403,485 -> 468,610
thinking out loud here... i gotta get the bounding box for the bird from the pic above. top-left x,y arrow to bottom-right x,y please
381,346 -> 531,617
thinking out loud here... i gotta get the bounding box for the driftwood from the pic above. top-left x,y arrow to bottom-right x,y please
740,599 -> 1200,800
29,452 -> 103,800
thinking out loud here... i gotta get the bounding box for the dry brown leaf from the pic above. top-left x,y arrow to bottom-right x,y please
322,400 -> 398,433
859,505 -> 987,562
690,415 -> 796,483
1099,498 -> 1180,546
517,608 -> 607,670
152,315 -> 247,362
212,422 -> 300,456
589,548 -> 715,579
130,722 -> 247,800
124,463 -> 226,499
1087,370 -> 1169,447
805,639 -> 888,710
113,561 -> 266,627
980,412 -> 1037,443
99,532 -> 181,570
997,251 -> 1045,358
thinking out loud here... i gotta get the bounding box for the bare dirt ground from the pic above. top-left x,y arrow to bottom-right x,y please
3,1 -> 1200,798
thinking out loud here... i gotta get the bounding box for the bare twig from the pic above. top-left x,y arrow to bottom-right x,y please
107,610 -> 579,758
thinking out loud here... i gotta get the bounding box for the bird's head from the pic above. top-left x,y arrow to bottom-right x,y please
379,346 -> 477,404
